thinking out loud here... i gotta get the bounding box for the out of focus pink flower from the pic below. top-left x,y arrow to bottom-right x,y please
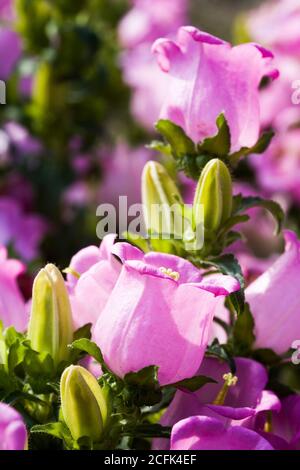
246,230 -> 300,354
0,403 -> 27,450
98,142 -> 152,207
170,416 -> 273,450
118,0 -> 187,49
251,129 -> 300,205
0,28 -> 21,80
119,0 -> 187,130
270,395 -> 300,449
0,0 -> 15,23
152,26 -> 277,152
246,0 -> 300,57
0,197 -> 47,261
68,234 -> 121,330
94,242 -> 240,386
0,245 -> 27,331
4,121 -> 42,156
155,356 -> 279,449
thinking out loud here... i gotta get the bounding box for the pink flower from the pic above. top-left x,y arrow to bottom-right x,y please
246,0 -> 300,58
0,197 -> 47,261
118,0 -> 187,49
154,357 -> 279,449
119,0 -> 187,130
0,245 -> 27,331
98,142 -> 152,207
0,0 -> 15,23
270,395 -> 300,449
246,230 -> 300,354
251,129 -> 300,205
93,243 -> 240,386
68,234 -> 121,329
0,28 -> 21,80
152,26 -> 278,152
0,403 -> 27,450
4,121 -> 42,156
171,416 -> 273,450
120,46 -> 169,130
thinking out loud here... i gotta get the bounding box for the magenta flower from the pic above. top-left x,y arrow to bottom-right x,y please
171,416 -> 273,450
93,243 -> 240,386
152,26 -> 277,152
98,142 -> 152,207
270,395 -> 300,449
0,0 -> 14,22
251,129 -> 300,205
154,357 -> 279,449
0,28 -> 21,80
246,230 -> 300,354
246,0 -> 300,57
68,234 -> 121,329
0,403 -> 27,450
118,0 -> 187,49
0,197 -> 47,261
0,245 -> 27,331
4,122 -> 42,156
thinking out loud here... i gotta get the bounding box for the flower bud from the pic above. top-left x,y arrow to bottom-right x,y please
193,159 -> 232,234
60,365 -> 109,443
28,264 -> 73,367
142,161 -> 184,236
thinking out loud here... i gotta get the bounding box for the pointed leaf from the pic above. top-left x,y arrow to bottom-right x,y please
168,375 -> 217,392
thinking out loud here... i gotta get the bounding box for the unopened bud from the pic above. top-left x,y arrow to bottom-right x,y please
28,264 -> 73,367
193,159 -> 232,234
60,365 -> 109,443
142,161 -> 184,237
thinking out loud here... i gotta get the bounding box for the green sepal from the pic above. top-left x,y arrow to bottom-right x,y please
124,365 -> 162,406
30,422 -> 74,449
229,130 -> 274,166
206,339 -> 236,375
155,120 -> 195,158
232,303 -> 256,355
233,194 -> 284,235
167,375 -> 217,392
70,338 -> 105,368
197,114 -> 231,157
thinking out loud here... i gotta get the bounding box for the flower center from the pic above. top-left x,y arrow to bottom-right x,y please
159,267 -> 180,281
213,372 -> 238,406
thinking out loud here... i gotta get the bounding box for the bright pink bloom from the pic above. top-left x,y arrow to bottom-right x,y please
0,28 -> 21,80
0,245 -> 27,331
93,243 -> 240,385
246,230 -> 300,354
171,416 -> 273,450
152,26 -> 277,152
98,142 -> 152,207
68,234 -> 121,329
0,403 -> 27,450
246,0 -> 300,57
251,129 -> 300,205
154,357 -> 279,449
0,197 -> 47,261
118,0 -> 187,49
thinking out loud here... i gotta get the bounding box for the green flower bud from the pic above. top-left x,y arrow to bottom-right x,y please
60,365 -> 109,443
193,159 -> 232,234
142,161 -> 184,236
28,264 -> 73,367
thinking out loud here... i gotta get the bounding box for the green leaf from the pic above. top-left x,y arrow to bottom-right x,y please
123,423 -> 171,439
124,366 -> 162,406
203,254 -> 245,316
233,195 -> 284,235
155,120 -> 195,158
167,375 -> 217,392
73,323 -> 92,342
30,422 -> 73,449
146,140 -> 172,156
229,130 -> 274,165
252,348 -> 281,366
70,338 -> 104,366
197,114 -> 231,157
232,303 -> 256,354
206,339 -> 236,374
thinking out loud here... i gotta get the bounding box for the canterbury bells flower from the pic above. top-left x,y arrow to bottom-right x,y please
28,264 -> 73,367
193,159 -> 233,235
60,365 -> 109,443
142,161 -> 184,237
